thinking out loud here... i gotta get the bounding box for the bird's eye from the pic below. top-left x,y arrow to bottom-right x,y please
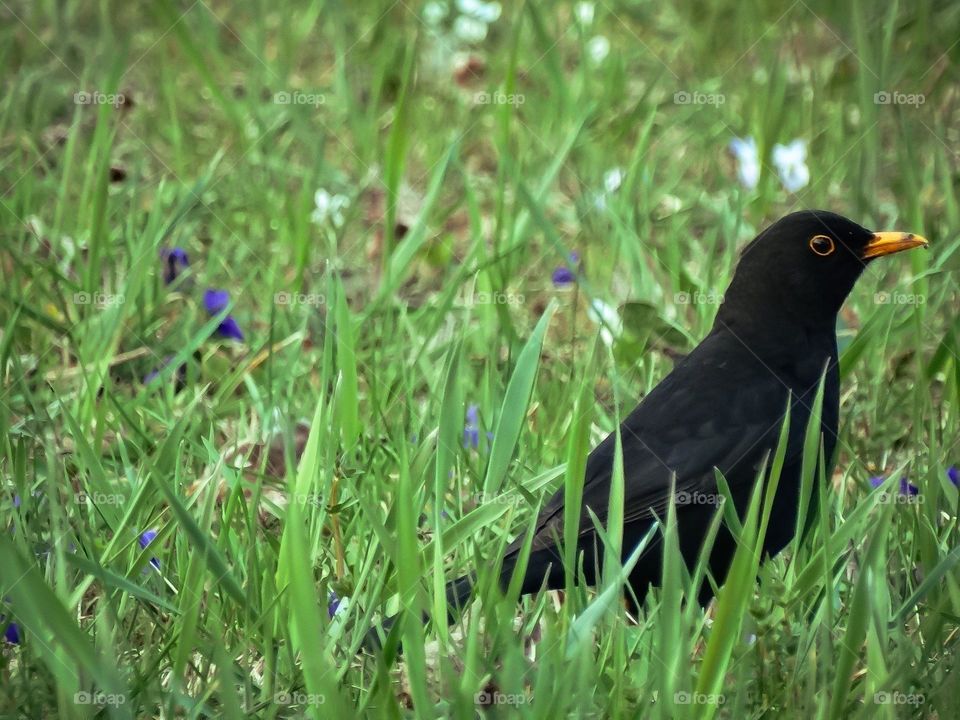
809,235 -> 835,256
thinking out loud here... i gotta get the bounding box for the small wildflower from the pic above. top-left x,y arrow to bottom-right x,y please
423,1 -> 448,24
771,139 -> 810,192
868,475 -> 884,489
203,289 -> 245,342
12,494 -> 20,508
144,355 -> 188,390
575,2 -> 595,25
947,466 -> 958,487
311,189 -> 350,228
458,0 -> 501,23
603,168 -> 624,193
139,529 -> 161,569
160,247 -> 189,284
899,477 -> 919,496
453,14 -> 488,42
587,298 -> 622,347
729,137 -> 760,190
587,36 -> 610,64
328,591 -> 342,618
463,404 -> 480,449
552,251 -> 580,287
2,619 -> 20,645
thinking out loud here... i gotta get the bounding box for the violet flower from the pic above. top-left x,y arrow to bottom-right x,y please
139,529 -> 160,569
160,247 -> 189,284
1,618 -> 20,645
463,404 -> 480,449
203,289 -> 245,341
552,251 -> 580,287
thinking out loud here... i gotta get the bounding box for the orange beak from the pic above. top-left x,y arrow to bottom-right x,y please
861,231 -> 929,260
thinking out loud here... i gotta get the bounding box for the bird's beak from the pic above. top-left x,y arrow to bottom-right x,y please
862,231 -> 929,259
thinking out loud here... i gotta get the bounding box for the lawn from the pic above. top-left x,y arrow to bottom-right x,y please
1,0 -> 959,717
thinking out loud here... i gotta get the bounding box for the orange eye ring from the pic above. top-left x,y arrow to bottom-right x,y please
809,235 -> 835,256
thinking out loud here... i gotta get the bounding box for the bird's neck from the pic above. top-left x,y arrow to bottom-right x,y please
711,302 -> 838,371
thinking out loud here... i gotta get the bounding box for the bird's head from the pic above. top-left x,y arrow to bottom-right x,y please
718,210 -> 928,330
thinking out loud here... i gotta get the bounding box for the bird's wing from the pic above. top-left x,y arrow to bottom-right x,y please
513,332 -> 792,555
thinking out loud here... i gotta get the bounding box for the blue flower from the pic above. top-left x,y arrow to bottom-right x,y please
144,355 -> 188,389
868,476 -> 884,489
552,251 -> 580,287
2,618 -> 20,645
899,477 -> 919,496
328,591 -> 341,618
139,529 -> 160,569
729,136 -> 760,190
12,494 -> 20,508
203,289 -> 245,341
463,404 -> 480,449
160,247 -> 189,285
948,466 -> 958,487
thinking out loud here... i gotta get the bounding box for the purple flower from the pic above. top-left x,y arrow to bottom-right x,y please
551,251 -> 580,287
463,404 -> 480,449
2,618 -> 19,645
139,529 -> 160,569
948,466 -> 958,487
144,355 -> 188,389
12,494 -> 20,508
899,477 -> 919,496
328,591 -> 341,618
871,475 -> 919,495
203,289 -> 245,341
160,247 -> 189,284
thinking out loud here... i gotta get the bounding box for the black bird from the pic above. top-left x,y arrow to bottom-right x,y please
376,210 -> 927,643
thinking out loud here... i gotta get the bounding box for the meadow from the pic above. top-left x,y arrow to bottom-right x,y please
1,0 -> 959,717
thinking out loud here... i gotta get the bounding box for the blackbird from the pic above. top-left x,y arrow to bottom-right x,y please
376,210 -> 927,643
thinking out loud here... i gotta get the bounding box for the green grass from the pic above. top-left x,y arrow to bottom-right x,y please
2,0 -> 960,717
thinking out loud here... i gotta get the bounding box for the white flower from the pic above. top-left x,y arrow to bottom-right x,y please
453,14 -> 489,43
423,1 -> 448,25
603,167 -> 624,193
587,36 -> 610,64
575,2 -> 595,25
587,298 -> 622,347
311,189 -> 350,228
729,136 -> 760,190
772,139 -> 809,193
455,0 -> 501,25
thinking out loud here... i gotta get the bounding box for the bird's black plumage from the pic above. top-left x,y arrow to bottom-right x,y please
374,210 -> 927,643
